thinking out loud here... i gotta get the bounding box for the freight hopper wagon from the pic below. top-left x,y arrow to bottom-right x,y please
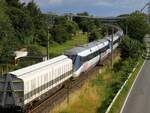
0,55 -> 73,112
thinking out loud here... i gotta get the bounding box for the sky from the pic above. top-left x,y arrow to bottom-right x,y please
21,0 -> 149,16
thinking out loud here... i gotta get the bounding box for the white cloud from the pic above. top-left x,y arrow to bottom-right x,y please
20,0 -> 147,7
20,0 -> 148,16
94,0 -> 112,6
47,0 -> 63,4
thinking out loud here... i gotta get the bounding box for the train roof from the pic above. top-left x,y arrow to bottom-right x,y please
9,55 -> 68,77
65,38 -> 108,56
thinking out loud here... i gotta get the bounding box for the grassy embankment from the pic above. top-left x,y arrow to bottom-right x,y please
46,33 -> 88,57
108,58 -> 144,113
51,51 -> 121,113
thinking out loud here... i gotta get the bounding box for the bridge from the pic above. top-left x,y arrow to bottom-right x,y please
63,14 -> 127,23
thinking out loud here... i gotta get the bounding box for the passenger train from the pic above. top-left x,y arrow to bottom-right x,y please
0,29 -> 123,112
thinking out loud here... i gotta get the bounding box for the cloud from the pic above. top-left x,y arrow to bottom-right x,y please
20,0 -> 149,16
94,0 -> 112,6
48,0 -> 63,4
20,0 -> 147,8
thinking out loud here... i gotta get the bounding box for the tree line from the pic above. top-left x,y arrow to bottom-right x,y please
0,0 -> 104,64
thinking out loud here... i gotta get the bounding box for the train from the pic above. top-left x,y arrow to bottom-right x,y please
0,29 -> 123,112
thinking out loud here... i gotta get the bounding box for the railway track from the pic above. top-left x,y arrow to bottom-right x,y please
28,54 -> 113,113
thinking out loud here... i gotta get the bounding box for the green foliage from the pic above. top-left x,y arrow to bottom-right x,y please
5,0 -> 23,8
97,57 -> 137,113
51,24 -> 71,44
26,1 -> 41,16
108,58 -> 144,113
97,34 -> 145,113
0,0 -> 18,64
119,11 -> 150,42
0,0 -> 103,69
26,1 -> 48,46
88,29 -> 102,42
7,7 -> 34,44
27,45 -> 44,56
119,35 -> 144,60
50,16 -> 79,44
49,33 -> 88,57
74,12 -> 103,33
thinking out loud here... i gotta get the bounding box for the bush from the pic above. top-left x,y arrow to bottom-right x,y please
88,29 -> 102,42
118,11 -> 150,42
27,45 -> 44,56
120,35 -> 144,60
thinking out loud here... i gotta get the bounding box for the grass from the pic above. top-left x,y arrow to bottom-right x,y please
108,58 -> 145,113
50,52 -> 121,113
49,33 -> 88,57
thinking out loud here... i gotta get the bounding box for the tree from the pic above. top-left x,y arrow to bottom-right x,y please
51,24 -> 71,43
77,12 -> 89,16
118,11 -> 150,42
5,0 -> 23,8
26,0 -> 41,16
88,29 -> 102,42
7,7 -> 34,44
0,0 -> 17,63
119,35 -> 143,60
26,1 -> 48,46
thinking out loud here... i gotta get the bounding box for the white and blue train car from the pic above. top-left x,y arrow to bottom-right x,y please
0,55 -> 72,111
65,39 -> 109,77
106,30 -> 124,50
